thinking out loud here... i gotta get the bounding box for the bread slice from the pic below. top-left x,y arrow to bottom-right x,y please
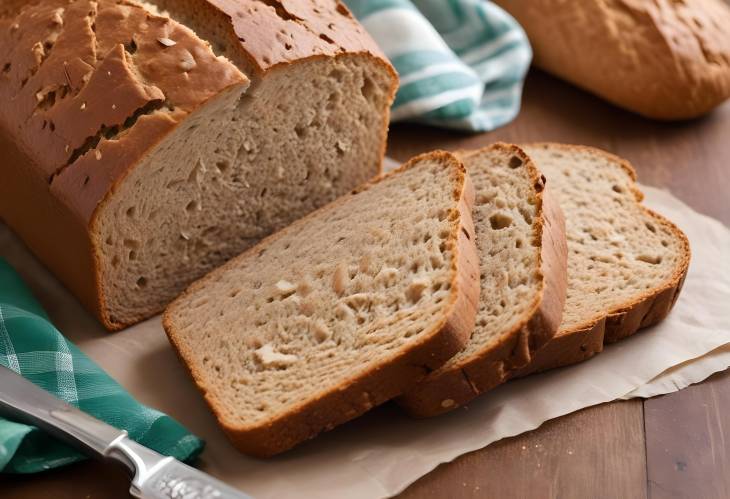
163,151 -> 481,456
511,143 -> 690,376
396,144 -> 568,417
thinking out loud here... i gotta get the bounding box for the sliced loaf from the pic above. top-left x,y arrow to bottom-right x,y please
396,144 -> 568,417
0,0 -> 397,330
163,151 -> 480,456
512,143 -> 690,376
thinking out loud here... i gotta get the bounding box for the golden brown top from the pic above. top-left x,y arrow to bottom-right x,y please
0,0 -> 248,221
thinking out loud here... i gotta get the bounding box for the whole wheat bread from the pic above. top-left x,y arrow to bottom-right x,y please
396,144 -> 568,417
512,143 -> 690,376
0,0 -> 397,330
163,151 -> 480,457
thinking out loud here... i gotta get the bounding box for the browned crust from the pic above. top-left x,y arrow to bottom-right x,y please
493,0 -> 730,120
510,143 -> 691,377
396,143 -> 568,417
163,151 -> 480,457
150,0 -> 393,75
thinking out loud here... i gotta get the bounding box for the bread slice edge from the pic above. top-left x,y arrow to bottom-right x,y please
397,143 -> 568,417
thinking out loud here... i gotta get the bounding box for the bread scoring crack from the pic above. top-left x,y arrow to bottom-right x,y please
255,0 -> 304,23
50,98 -> 165,183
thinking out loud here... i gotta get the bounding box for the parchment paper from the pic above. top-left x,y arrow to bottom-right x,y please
1,185 -> 728,498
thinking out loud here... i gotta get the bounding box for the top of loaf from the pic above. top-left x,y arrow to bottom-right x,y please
148,0 -> 393,75
0,0 -> 248,221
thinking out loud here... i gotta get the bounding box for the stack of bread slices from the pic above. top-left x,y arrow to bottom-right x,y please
164,142 -> 690,456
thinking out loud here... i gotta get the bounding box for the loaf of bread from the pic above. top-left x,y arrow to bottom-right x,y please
164,151 -> 480,456
396,144 -> 568,417
494,0 -> 730,119
0,0 -> 397,329
511,144 -> 690,376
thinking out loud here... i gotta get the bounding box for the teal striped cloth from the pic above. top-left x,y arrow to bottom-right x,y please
0,259 -> 203,473
346,0 -> 532,131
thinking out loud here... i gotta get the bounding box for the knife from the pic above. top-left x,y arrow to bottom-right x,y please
0,365 -> 252,498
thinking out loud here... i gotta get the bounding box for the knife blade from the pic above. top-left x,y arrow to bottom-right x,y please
0,365 -> 252,498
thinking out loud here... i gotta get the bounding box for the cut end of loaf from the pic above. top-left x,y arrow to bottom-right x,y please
0,0 -> 397,331
86,9 -> 396,328
163,151 -> 480,456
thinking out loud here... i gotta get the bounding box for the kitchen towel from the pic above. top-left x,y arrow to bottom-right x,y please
346,0 -> 532,131
0,259 -> 204,473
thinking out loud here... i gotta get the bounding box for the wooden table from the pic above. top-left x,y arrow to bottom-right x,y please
4,69 -> 730,498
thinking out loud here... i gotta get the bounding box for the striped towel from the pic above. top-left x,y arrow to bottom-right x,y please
346,0 -> 532,132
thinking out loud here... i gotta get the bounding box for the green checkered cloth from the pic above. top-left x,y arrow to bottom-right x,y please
346,0 -> 532,131
0,258 -> 203,473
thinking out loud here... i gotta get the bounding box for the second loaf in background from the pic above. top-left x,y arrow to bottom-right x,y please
494,0 -> 730,119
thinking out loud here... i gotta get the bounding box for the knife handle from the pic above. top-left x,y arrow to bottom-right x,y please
0,366 -> 251,499
109,437 -> 253,499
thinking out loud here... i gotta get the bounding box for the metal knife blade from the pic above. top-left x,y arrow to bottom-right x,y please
0,365 -> 252,499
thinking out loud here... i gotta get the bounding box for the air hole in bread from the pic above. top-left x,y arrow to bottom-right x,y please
508,156 -> 523,168
645,222 -> 656,233
361,77 -> 376,101
636,254 -> 662,265
128,250 -> 137,261
612,185 -> 624,193
328,68 -> 345,82
294,124 -> 306,138
215,160 -> 230,174
136,276 -> 147,288
185,200 -> 199,213
490,213 -> 513,230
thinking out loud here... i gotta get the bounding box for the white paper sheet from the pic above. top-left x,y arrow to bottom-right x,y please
1,184 -> 728,498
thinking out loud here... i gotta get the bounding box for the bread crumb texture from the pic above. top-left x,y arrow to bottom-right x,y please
523,144 -> 688,333
166,155 -> 467,427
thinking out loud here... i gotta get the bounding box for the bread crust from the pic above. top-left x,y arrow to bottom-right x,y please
510,143 -> 691,377
396,144 -> 568,417
494,0 -> 730,119
163,151 -> 481,457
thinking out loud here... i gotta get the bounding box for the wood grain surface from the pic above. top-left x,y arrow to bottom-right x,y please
2,68 -> 729,498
